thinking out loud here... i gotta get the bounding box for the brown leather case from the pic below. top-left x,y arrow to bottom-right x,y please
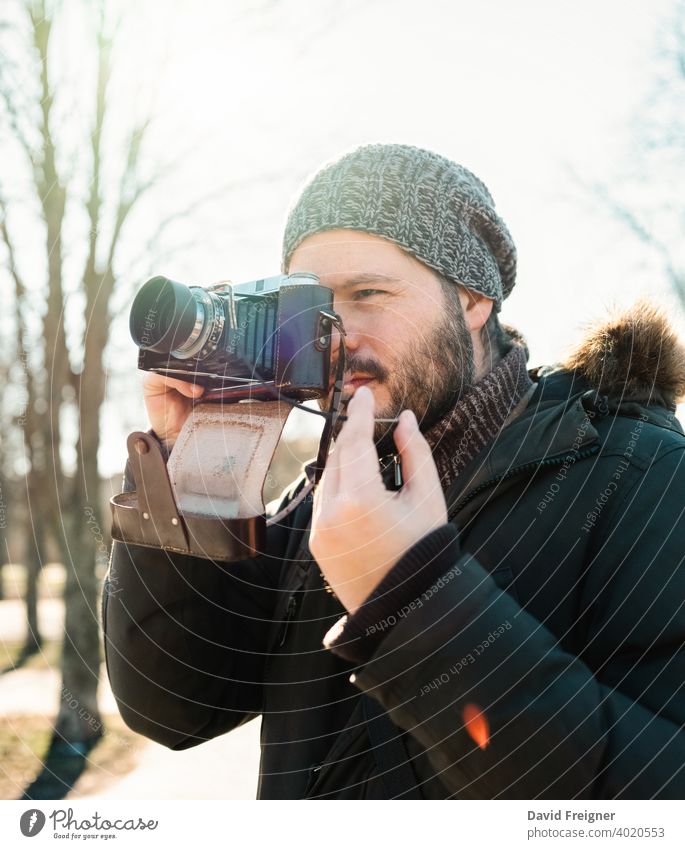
110,431 -> 265,561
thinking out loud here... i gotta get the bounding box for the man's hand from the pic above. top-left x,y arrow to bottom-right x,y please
309,385 -> 447,614
143,372 -> 205,451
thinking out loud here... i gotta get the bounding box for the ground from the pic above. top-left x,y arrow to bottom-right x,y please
0,582 -> 261,800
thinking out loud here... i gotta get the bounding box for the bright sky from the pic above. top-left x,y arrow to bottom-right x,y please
52,0 -> 681,476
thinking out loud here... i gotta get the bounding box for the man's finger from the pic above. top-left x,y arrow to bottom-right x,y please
312,463 -> 332,526
144,374 -> 205,399
337,385 -> 375,447
393,408 -> 440,491
318,442 -> 341,504
336,386 -> 384,494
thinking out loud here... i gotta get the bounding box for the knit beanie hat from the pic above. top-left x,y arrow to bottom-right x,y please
281,143 -> 516,311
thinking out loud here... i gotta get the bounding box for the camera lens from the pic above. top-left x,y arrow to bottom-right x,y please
130,277 -> 201,355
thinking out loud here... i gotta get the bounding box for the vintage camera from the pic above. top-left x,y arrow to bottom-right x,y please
128,272 -> 335,401
111,272 -> 340,563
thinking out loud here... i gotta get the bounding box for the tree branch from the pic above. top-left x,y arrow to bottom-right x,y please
0,193 -> 39,453
81,7 -> 113,307
26,0 -> 70,396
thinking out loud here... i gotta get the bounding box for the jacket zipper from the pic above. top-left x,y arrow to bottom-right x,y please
279,594 -> 298,647
448,443 -> 601,520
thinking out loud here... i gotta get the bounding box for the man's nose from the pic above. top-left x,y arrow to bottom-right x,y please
329,302 -> 360,359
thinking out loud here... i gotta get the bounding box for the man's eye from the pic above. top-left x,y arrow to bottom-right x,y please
354,288 -> 384,299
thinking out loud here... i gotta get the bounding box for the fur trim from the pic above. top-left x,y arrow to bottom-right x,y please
563,299 -> 685,408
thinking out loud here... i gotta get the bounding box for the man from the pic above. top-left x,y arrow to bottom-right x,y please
103,143 -> 685,799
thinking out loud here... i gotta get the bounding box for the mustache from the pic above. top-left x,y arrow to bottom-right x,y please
338,355 -> 389,383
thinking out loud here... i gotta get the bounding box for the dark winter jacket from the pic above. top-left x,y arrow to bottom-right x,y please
103,302 -> 685,799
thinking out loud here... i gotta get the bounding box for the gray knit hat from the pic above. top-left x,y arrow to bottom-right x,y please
281,143 -> 516,311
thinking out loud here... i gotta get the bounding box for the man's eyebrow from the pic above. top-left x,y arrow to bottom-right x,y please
340,273 -> 402,287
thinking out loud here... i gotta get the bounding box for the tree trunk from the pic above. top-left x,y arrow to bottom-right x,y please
55,517 -> 102,743
0,435 -> 9,602
54,317 -> 107,744
21,503 -> 45,658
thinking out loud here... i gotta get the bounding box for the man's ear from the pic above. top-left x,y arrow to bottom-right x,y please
457,286 -> 494,333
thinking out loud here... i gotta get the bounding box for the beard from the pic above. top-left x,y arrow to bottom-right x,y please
322,288 -> 476,456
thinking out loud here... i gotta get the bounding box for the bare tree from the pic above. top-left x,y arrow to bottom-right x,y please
576,0 -> 685,309
0,0 -> 170,762
0,347 -> 10,605
0,207 -> 47,656
0,0 -> 350,798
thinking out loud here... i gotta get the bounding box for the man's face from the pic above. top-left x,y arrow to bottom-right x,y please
288,230 -> 476,454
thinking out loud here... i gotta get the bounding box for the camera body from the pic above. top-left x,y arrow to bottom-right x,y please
129,272 -> 335,402
113,271 -> 339,562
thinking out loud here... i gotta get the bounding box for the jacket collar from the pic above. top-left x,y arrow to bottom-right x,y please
449,361 -> 684,513
450,368 -> 599,503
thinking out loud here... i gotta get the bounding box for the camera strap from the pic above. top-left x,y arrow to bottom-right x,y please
110,402 -> 290,561
313,335 -> 347,484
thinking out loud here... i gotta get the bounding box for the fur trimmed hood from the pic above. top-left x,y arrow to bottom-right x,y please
561,299 -> 685,411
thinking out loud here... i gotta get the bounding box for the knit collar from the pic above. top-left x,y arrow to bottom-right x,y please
423,343 -> 535,491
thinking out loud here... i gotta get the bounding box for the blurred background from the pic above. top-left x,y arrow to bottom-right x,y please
1,0 -> 684,800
